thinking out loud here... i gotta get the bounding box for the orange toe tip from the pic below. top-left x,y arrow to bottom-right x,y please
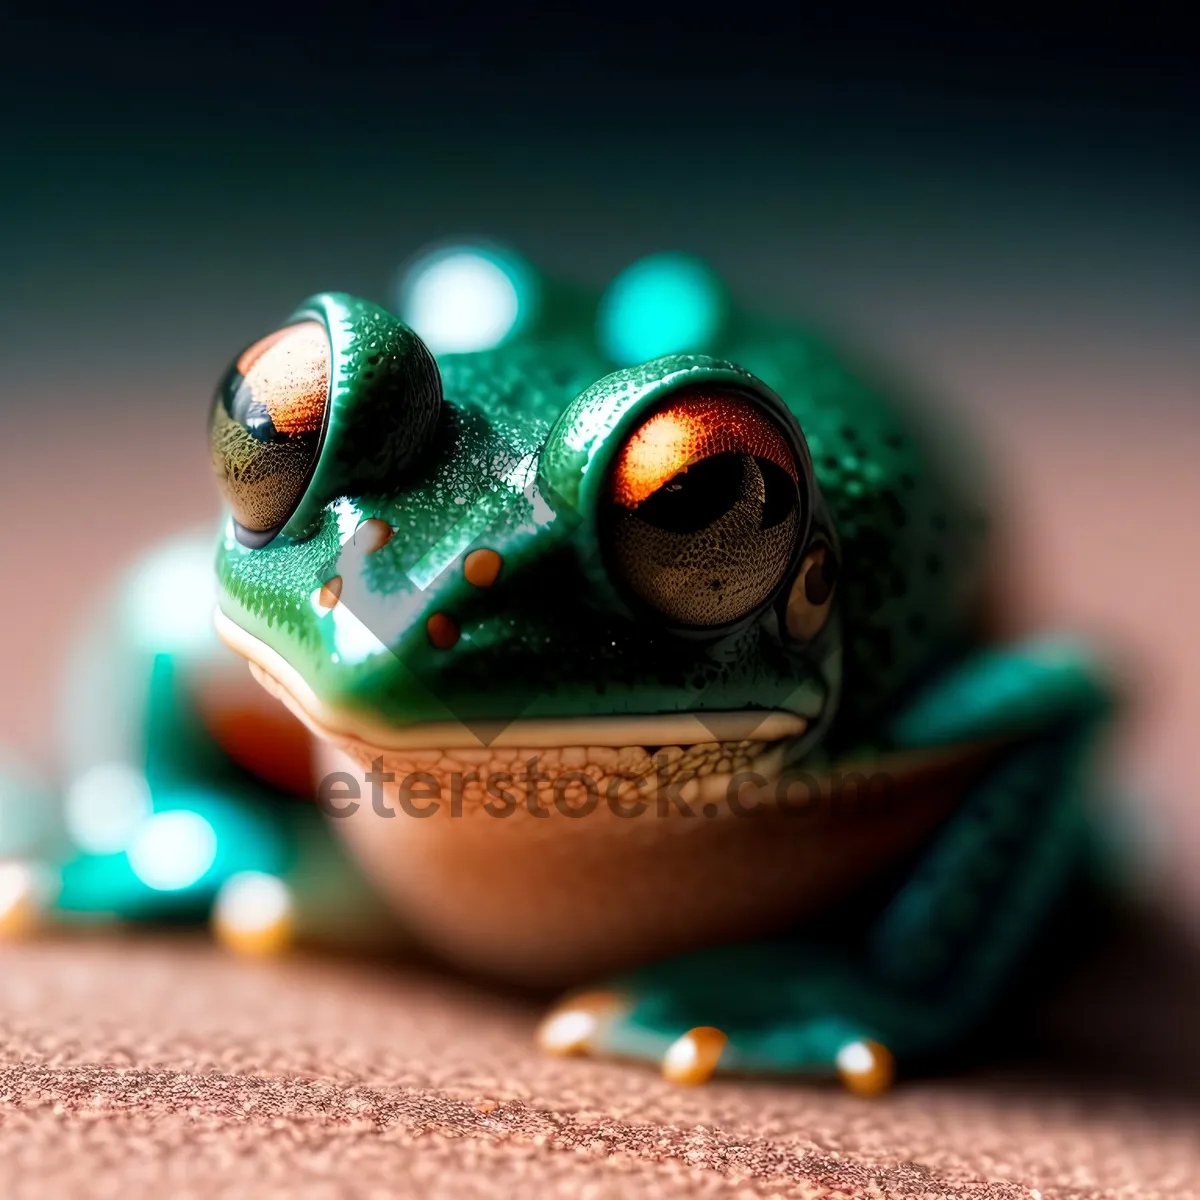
210,872 -> 295,957
212,915 -> 295,957
661,1026 -> 728,1085
536,990 -> 626,1057
836,1039 -> 895,1097
0,861 -> 49,939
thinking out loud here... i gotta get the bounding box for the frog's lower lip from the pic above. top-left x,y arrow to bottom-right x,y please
214,609 -> 810,751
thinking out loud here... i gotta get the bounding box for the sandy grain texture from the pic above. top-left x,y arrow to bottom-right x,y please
2,934 -> 1199,1199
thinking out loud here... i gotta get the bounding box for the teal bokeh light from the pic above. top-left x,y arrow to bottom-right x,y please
55,788 -> 291,919
395,242 -> 539,354
597,252 -> 726,366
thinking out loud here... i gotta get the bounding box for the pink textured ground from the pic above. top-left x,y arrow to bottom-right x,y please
2,932 -> 1199,1199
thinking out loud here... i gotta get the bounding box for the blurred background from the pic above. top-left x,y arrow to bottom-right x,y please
0,9 -> 1197,925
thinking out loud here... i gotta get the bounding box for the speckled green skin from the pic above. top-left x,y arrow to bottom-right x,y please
216,286 -> 987,748
206,260 -> 1116,1079
32,252 -> 1116,1084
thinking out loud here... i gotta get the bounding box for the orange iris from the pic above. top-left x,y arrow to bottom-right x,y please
611,392 -> 797,509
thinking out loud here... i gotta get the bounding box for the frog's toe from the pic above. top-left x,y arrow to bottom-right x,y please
536,992 -> 730,1084
535,990 -> 630,1057
210,871 -> 295,957
835,1038 -> 895,1096
537,942 -> 915,1088
661,1026 -> 729,1085
0,861 -> 44,938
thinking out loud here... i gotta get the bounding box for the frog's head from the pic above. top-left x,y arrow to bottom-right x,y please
209,256 -> 841,813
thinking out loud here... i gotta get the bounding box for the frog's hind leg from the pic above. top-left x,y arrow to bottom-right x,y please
536,637 -> 1116,1089
862,641 -> 1117,1057
1,534 -> 399,955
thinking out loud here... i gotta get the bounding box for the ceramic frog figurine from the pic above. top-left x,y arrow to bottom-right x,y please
2,245 -> 1115,1094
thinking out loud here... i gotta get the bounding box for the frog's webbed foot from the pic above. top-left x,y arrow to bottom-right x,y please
536,943 -> 908,1094
538,638 -> 1119,1091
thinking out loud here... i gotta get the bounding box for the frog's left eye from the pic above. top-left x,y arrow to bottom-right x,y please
604,391 -> 803,629
209,321 -> 331,544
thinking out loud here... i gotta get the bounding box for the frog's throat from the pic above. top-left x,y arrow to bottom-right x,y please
214,609 -> 809,754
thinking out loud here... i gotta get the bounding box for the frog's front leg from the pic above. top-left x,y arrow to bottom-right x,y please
537,637 -> 1115,1091
1,536 -> 402,954
8,647 -> 399,954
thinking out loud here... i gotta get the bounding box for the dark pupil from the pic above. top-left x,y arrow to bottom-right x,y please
223,372 -> 286,444
635,453 -> 797,532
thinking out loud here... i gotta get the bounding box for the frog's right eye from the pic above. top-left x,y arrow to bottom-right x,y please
209,321 -> 331,545
603,390 -> 804,629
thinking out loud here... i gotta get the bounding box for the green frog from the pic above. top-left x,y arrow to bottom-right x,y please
2,244 -> 1115,1094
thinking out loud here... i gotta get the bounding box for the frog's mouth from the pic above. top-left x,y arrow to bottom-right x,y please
216,609 -> 991,987
214,610 -> 812,802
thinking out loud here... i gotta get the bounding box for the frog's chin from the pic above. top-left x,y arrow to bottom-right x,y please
214,607 -> 810,757
215,608 -> 990,987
